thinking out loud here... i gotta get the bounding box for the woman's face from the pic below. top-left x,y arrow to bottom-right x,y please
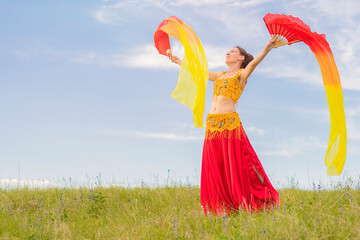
225,47 -> 244,65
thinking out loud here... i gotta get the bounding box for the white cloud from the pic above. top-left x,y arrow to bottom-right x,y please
167,0 -> 272,7
94,0 -> 272,23
308,0 -> 360,20
93,1 -> 132,25
261,135 -> 327,157
288,107 -> 330,124
284,1 -> 360,91
72,43 -> 228,70
343,100 -> 360,142
261,149 -> 293,157
132,131 -> 203,141
93,128 -> 204,141
246,125 -> 266,135
347,115 -> 360,142
0,179 -> 63,189
93,8 -> 115,25
93,0 -> 268,43
205,45 -> 228,69
93,0 -> 176,25
169,0 -> 230,6
9,39 -> 66,61
229,0 -> 273,7
72,44 -> 180,69
90,0 -> 360,92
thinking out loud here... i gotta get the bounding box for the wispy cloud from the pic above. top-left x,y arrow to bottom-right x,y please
93,1 -> 134,25
347,118 -> 360,141
92,0 -> 360,90
93,0 -> 175,25
287,107 -> 329,124
0,179 -> 63,189
93,128 -> 204,141
261,135 -> 327,157
229,0 -> 273,7
169,0 -> 229,6
93,0 -> 268,43
72,43 -> 228,70
346,103 -> 360,141
246,125 -> 266,136
72,44 -> 179,69
94,0 -> 272,24
9,39 -> 66,61
285,0 -> 360,90
168,0 -> 272,7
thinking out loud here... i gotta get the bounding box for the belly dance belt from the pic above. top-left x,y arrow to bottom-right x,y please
205,112 -> 243,140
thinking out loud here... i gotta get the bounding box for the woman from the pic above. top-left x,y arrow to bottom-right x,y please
168,38 -> 280,215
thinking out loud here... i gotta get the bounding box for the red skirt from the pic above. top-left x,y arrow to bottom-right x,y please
200,112 -> 280,215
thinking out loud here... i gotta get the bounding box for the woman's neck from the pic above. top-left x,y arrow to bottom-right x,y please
227,63 -> 241,74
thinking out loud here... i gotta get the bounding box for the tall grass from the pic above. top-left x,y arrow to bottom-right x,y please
1,180 -> 360,239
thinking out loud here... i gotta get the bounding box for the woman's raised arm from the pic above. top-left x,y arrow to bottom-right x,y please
167,50 -> 221,81
239,37 -> 275,82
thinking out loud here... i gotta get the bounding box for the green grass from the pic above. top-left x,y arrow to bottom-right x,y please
1,182 -> 360,239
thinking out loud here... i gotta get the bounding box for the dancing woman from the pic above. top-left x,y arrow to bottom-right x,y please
168,38 -> 280,215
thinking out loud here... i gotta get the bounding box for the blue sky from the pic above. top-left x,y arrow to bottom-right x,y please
1,0 -> 359,188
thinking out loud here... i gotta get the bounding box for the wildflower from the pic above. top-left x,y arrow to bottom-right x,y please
272,210 -> 275,221
60,195 -> 64,208
223,215 -> 228,231
199,224 -> 205,239
172,218 -> 179,238
7,205 -> 13,216
244,219 -> 249,229
79,188 -> 83,202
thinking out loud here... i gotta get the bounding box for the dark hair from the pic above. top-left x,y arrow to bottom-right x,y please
235,46 -> 254,68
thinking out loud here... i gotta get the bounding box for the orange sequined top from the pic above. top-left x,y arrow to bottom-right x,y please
213,68 -> 245,103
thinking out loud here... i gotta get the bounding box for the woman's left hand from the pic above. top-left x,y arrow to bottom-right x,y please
265,37 -> 276,51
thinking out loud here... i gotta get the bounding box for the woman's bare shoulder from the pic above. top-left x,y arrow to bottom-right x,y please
209,71 -> 224,81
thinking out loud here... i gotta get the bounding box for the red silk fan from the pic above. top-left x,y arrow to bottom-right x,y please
263,13 -> 311,48
154,16 -> 184,56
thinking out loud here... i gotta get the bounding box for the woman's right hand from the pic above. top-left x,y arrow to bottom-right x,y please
265,37 -> 276,51
171,56 -> 182,65
166,49 -> 182,66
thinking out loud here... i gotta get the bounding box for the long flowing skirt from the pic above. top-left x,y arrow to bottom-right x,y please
200,112 -> 280,215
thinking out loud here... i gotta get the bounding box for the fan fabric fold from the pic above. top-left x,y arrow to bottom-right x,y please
154,16 -> 208,128
263,13 -> 347,176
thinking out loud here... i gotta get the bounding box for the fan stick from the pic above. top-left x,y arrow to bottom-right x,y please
272,35 -> 301,48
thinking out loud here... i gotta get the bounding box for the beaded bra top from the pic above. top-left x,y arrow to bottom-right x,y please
213,68 -> 245,103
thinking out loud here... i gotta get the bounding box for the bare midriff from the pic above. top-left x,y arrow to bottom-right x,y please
209,94 -> 237,114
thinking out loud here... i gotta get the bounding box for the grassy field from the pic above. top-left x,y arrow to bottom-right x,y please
1,181 -> 360,239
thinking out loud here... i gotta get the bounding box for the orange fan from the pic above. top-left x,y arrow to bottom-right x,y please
154,16 -> 184,56
263,13 -> 309,48
154,20 -> 170,56
262,13 -> 347,176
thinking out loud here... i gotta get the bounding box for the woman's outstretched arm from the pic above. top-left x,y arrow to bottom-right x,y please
208,71 -> 222,81
239,37 -> 275,82
167,50 -> 220,81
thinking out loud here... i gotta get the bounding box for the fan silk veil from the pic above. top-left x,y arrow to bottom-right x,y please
263,13 -> 347,176
154,16 -> 208,128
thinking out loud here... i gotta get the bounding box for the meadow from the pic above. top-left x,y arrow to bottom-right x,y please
1,179 -> 360,239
